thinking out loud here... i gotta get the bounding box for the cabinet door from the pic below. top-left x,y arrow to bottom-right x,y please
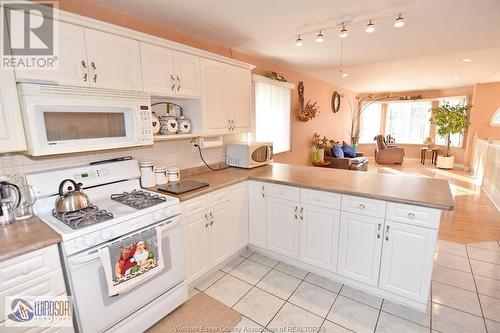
14,20 -> 88,87
84,29 -> 143,91
140,42 -> 175,95
249,181 -> 267,248
174,51 -> 201,97
230,182 -> 249,252
299,205 -> 340,272
229,66 -> 251,132
209,201 -> 231,267
0,65 -> 27,153
267,197 -> 299,259
183,211 -> 210,283
379,221 -> 437,301
338,212 -> 383,286
201,59 -> 229,134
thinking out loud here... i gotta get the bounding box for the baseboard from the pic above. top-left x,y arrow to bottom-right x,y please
482,188 -> 500,212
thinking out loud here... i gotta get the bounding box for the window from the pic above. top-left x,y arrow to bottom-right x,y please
490,107 -> 500,127
254,77 -> 292,153
386,101 -> 432,144
435,96 -> 467,147
359,103 -> 382,143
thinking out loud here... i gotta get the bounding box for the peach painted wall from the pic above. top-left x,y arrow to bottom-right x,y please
55,0 -> 353,166
358,86 -> 474,166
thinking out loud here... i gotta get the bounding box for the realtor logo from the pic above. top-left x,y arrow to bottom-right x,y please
1,1 -> 59,69
5,295 -> 73,327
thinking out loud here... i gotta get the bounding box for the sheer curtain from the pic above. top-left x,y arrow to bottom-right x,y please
359,103 -> 382,144
254,80 -> 291,154
435,96 -> 467,147
386,101 -> 432,144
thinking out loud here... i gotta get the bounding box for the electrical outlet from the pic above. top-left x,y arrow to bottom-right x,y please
190,138 -> 199,151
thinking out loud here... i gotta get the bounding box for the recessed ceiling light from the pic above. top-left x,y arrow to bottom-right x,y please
461,58 -> 473,63
340,71 -> 349,78
315,31 -> 324,43
365,20 -> 375,33
340,23 -> 348,38
296,35 -> 303,47
394,14 -> 405,28
452,76 -> 460,80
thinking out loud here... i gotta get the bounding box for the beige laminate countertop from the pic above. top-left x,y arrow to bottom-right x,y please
0,216 -> 62,262
152,163 -> 454,210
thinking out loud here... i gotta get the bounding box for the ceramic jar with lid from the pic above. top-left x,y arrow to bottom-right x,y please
155,166 -> 168,185
167,167 -> 180,182
139,160 -> 156,188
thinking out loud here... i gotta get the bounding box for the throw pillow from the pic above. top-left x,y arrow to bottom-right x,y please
342,141 -> 356,158
332,144 -> 344,158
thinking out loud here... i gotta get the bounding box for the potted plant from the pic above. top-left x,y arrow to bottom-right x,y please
430,103 -> 471,169
312,133 -> 332,163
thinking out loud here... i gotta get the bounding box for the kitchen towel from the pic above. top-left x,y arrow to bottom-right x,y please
99,226 -> 165,296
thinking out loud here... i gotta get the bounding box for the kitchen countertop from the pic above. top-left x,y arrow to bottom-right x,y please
0,216 -> 62,262
152,163 -> 454,210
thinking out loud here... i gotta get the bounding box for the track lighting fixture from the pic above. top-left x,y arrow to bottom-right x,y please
365,20 -> 375,33
339,23 -> 348,38
394,14 -> 405,28
296,35 -> 303,46
315,31 -> 324,42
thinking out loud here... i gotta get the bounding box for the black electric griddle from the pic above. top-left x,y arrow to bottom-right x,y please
157,180 -> 209,195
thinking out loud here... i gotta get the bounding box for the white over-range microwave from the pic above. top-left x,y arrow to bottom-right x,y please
17,83 -> 153,156
226,142 -> 273,168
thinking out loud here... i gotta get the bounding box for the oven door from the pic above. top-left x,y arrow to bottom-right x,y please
66,218 -> 185,333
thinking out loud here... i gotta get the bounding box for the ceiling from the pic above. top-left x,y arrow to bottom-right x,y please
89,0 -> 500,93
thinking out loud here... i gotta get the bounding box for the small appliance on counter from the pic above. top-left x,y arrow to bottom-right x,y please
1,174 -> 36,220
226,142 -> 273,169
0,181 -> 21,226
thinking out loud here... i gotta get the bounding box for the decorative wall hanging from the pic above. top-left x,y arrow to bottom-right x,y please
265,71 -> 287,82
297,81 -> 319,122
331,91 -> 341,113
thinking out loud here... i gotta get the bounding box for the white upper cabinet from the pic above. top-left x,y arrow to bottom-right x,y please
201,58 -> 230,134
140,43 -> 200,97
15,20 -> 88,87
84,29 -> 142,91
0,66 -> 27,153
229,66 -> 251,132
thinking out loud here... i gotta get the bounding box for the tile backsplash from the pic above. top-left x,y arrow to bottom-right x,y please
0,134 -> 246,176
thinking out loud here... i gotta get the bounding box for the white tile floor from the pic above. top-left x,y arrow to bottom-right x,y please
194,240 -> 500,333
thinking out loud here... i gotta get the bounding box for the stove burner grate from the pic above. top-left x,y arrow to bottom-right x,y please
111,189 -> 166,210
52,204 -> 114,229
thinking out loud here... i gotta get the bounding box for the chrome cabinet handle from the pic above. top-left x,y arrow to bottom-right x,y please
91,62 -> 97,82
209,212 -> 214,226
205,213 -> 209,228
408,212 -> 415,219
358,203 -> 365,210
170,75 -> 175,90
261,185 -> 265,198
176,75 -> 181,91
385,225 -> 390,241
300,207 -> 304,220
377,223 -> 381,239
81,60 -> 88,82
294,206 -> 298,219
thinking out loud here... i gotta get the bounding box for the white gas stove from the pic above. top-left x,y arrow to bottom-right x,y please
27,159 -> 187,333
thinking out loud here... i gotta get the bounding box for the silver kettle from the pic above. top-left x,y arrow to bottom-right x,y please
55,179 -> 90,213
0,181 -> 21,226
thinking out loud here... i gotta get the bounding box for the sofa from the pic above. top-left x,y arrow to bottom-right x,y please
374,135 -> 405,164
324,149 -> 369,171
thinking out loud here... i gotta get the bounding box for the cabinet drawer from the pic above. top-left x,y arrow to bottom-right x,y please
266,183 -> 300,202
0,245 -> 62,292
301,188 -> 341,210
0,269 -> 66,322
210,188 -> 229,206
181,196 -> 207,218
386,203 -> 441,229
341,195 -> 386,218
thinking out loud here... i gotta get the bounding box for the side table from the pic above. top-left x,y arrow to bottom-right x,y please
420,147 -> 439,165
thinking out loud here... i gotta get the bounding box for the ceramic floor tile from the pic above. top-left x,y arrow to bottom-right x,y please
274,262 -> 308,279
470,259 -> 500,280
327,295 -> 380,333
479,294 -> 500,322
467,241 -> 500,252
221,256 -> 246,273
233,287 -> 285,327
381,300 -> 430,327
375,311 -> 428,333
475,275 -> 500,298
289,281 -> 337,317
486,319 -> 500,333
233,316 -> 265,333
304,273 -> 342,293
340,285 -> 383,309
205,274 -> 253,307
195,270 -> 226,291
434,252 -> 471,273
256,269 -> 302,300
436,240 -> 468,257
249,252 -> 280,268
267,302 -> 323,333
467,247 -> 500,265
321,320 -> 353,333
230,259 -> 273,285
432,303 -> 486,333
431,281 -> 482,316
431,265 -> 476,292
241,248 -> 256,258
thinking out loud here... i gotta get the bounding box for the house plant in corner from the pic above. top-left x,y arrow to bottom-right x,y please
430,103 -> 471,169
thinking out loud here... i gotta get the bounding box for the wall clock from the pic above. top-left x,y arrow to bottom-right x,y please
332,91 -> 341,113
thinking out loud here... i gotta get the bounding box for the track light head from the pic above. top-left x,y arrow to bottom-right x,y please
296,35 -> 303,46
366,20 -> 375,33
339,23 -> 348,38
394,14 -> 405,28
315,31 -> 324,43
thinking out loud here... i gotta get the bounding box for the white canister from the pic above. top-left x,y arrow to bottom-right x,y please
167,167 -> 180,182
155,166 -> 168,185
139,160 -> 156,188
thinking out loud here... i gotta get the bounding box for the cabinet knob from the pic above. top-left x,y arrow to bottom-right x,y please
377,223 -> 381,238
385,225 -> 390,241
408,212 -> 415,219
261,185 -> 265,198
358,203 -> 365,210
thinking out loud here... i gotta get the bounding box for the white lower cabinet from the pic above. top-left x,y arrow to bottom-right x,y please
183,209 -> 210,282
266,197 -> 299,259
230,182 -> 249,252
209,201 -> 231,267
249,181 -> 267,248
338,212 -> 384,286
378,220 -> 437,301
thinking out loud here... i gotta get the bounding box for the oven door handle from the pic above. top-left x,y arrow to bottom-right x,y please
69,250 -> 101,266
